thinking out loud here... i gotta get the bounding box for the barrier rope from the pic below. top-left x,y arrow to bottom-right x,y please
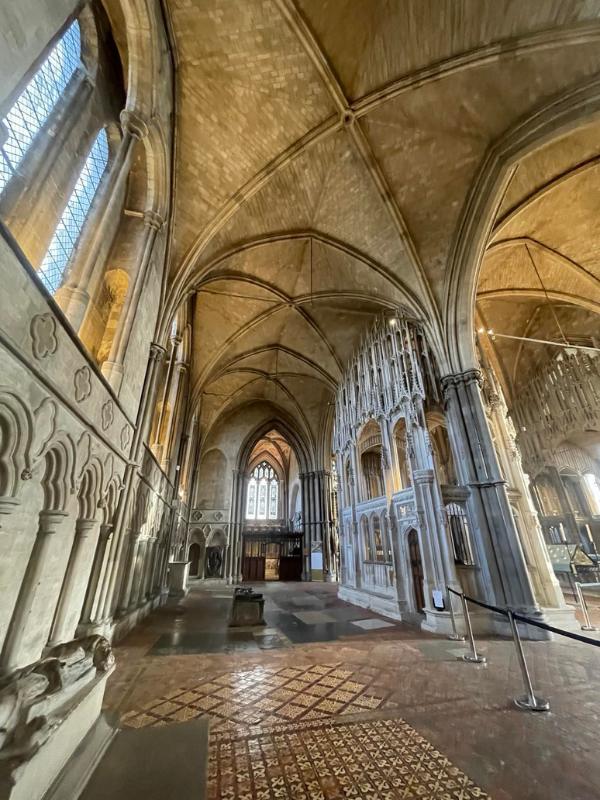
447,586 -> 600,648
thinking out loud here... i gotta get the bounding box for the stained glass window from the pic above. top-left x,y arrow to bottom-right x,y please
246,461 -> 279,520
0,21 -> 81,194
38,128 -> 109,293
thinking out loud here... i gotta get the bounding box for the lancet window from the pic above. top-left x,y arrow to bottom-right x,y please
246,461 -> 279,521
38,128 -> 109,293
0,21 -> 82,195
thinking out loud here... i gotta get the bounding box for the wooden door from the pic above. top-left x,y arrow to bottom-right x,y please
408,529 -> 425,612
188,543 -> 201,576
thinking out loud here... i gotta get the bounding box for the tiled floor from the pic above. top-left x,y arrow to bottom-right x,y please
104,582 -> 600,800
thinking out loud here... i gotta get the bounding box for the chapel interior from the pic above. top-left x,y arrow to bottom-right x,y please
0,2 -> 599,799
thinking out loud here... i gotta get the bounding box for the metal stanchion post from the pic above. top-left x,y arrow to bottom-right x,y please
447,588 -> 465,641
507,610 -> 549,712
574,582 -> 598,632
457,593 -> 485,663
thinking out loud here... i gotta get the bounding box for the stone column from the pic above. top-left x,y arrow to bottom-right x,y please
98,343 -> 166,621
134,539 -> 149,606
60,110 -> 149,331
80,523 -> 113,627
117,530 -> 140,615
226,469 -> 240,583
235,472 -> 247,582
349,445 -> 363,587
379,416 -> 396,497
547,466 -> 579,542
300,473 -> 310,580
442,370 -> 540,615
161,361 -> 188,476
385,418 -> 402,493
101,210 -> 164,392
1,510 -> 68,673
47,519 -> 97,646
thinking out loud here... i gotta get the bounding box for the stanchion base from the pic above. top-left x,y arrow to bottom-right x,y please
459,654 -> 486,664
514,694 -> 550,712
447,634 -> 466,641
581,625 -> 599,632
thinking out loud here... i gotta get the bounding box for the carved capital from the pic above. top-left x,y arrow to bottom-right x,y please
75,519 -> 96,537
38,510 -> 68,534
120,109 -> 149,140
143,209 -> 164,231
149,342 -> 167,364
440,369 -> 483,398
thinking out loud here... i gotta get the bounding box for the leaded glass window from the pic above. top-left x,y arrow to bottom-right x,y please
38,128 -> 109,293
246,461 -> 279,520
269,481 -> 278,518
246,481 -> 256,518
0,21 -> 81,194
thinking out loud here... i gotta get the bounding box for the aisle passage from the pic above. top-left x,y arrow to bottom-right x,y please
103,583 -> 600,800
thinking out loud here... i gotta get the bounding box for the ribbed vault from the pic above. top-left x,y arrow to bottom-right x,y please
158,0 -> 600,450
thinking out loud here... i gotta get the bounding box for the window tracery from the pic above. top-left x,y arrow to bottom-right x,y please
38,128 -> 109,293
0,21 -> 81,195
246,461 -> 279,520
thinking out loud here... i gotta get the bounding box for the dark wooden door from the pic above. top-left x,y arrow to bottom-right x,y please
242,556 -> 265,581
188,543 -> 201,576
408,529 -> 425,611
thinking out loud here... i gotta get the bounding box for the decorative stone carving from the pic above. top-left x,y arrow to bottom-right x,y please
120,425 -> 131,451
30,314 -> 58,360
101,400 -> 114,431
73,366 -> 92,402
215,511 -> 223,521
191,509 -> 203,521
0,670 -> 55,762
32,398 -> 57,460
0,636 -> 113,764
45,635 -> 115,681
75,432 -> 92,486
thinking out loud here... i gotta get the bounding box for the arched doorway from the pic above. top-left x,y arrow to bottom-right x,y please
205,530 -> 226,579
408,529 -> 425,613
188,542 -> 201,577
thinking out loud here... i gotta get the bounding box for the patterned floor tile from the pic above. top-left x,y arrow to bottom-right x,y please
207,717 -> 490,800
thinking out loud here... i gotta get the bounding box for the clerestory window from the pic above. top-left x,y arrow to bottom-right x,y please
0,21 -> 82,195
38,127 -> 109,293
246,461 -> 279,521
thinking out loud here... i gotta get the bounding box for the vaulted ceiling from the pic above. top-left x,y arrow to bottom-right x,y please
162,0 -> 600,444
477,118 -> 600,400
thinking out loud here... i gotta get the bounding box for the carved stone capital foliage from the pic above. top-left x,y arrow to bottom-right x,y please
30,314 -> 58,360
73,366 -> 92,403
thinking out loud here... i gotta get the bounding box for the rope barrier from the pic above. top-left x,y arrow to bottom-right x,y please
446,585 -> 600,647
446,585 -> 600,712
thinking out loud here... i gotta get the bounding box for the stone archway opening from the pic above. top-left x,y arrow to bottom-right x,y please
471,122 -> 600,606
241,428 -> 303,582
